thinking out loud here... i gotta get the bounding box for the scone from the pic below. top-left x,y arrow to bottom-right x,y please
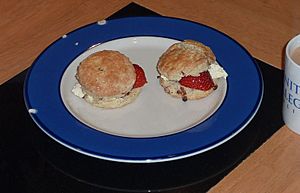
157,40 -> 227,101
72,50 -> 147,108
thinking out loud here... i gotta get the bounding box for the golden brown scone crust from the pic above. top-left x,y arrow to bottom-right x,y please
76,50 -> 136,98
159,78 -> 214,100
157,40 -> 216,80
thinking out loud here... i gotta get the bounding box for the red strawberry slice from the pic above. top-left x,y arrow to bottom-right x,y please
179,71 -> 215,91
133,64 -> 147,88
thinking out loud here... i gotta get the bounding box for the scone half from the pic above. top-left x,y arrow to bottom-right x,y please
73,50 -> 147,108
157,40 -> 227,101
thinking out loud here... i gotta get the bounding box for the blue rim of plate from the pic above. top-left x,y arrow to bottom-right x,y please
24,16 -> 263,163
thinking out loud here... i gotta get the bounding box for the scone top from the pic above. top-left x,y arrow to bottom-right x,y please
157,40 -> 216,81
76,50 -> 136,98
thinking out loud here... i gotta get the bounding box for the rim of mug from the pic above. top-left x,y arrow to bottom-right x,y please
286,33 -> 300,68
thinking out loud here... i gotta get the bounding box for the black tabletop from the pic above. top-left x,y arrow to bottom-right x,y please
0,3 -> 284,193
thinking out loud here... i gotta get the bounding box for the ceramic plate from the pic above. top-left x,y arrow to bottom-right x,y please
24,16 -> 263,163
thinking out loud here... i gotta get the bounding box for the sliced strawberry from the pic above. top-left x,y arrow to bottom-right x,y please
133,64 -> 147,88
179,71 -> 215,91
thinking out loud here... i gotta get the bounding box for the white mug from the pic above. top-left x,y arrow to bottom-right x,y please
283,34 -> 300,135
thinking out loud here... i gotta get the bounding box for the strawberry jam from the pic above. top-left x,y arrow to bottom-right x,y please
133,64 -> 147,88
179,71 -> 215,91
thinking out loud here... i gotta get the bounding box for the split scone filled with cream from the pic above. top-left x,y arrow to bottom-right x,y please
157,40 -> 227,101
72,50 -> 147,108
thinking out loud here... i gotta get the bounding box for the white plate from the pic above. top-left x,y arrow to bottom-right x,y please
60,37 -> 227,138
